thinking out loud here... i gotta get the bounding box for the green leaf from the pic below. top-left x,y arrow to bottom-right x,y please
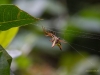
0,0 -> 11,4
0,45 -> 12,75
0,27 -> 19,48
0,4 -> 39,31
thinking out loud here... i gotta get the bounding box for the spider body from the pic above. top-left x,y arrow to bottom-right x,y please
42,26 -> 66,50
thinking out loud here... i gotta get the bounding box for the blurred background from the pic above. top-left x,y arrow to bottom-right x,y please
1,0 -> 100,75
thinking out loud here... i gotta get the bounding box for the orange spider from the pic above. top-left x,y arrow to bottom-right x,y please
42,26 -> 66,50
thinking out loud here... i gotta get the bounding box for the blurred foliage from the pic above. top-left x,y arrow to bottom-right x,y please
15,55 -> 31,69
63,25 -> 83,42
59,52 -> 88,72
79,5 -> 100,19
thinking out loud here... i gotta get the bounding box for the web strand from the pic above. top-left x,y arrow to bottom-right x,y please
67,42 -> 94,65
34,24 -> 100,53
70,43 -> 100,53
35,24 -> 100,41
36,24 -> 100,37
34,23 -> 100,66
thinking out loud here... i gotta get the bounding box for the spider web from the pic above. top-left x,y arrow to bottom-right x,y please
35,24 -> 100,52
34,23 -> 100,66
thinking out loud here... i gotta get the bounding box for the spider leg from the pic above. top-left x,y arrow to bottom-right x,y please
57,44 -> 62,51
59,40 -> 67,43
52,40 -> 56,47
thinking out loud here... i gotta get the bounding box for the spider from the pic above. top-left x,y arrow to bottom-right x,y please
42,26 -> 66,50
